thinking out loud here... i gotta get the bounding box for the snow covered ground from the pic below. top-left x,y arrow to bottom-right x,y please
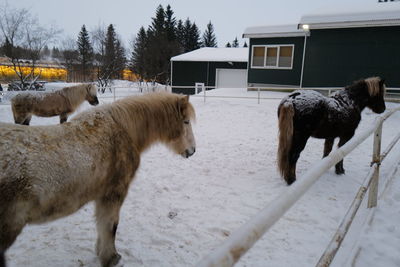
1,83 -> 399,267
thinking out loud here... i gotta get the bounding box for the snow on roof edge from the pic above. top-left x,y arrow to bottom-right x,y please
171,47 -> 248,62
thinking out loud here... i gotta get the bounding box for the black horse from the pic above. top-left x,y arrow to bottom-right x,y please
277,77 -> 386,185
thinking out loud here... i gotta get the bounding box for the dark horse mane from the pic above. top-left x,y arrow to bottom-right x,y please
342,77 -> 385,109
277,77 -> 386,185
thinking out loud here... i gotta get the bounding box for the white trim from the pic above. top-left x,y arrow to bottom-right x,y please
298,19 -> 400,30
243,24 -> 309,39
243,32 -> 307,38
251,44 -> 294,70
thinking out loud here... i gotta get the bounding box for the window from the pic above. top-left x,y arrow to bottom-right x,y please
251,45 -> 294,69
252,46 -> 265,67
266,47 -> 278,67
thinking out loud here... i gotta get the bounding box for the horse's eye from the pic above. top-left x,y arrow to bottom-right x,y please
183,120 -> 190,124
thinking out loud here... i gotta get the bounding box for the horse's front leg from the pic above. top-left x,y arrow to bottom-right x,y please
95,197 -> 125,267
323,138 -> 334,158
59,113 -> 68,124
335,135 -> 353,174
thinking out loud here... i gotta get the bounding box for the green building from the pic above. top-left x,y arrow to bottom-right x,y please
171,47 -> 248,94
243,5 -> 400,88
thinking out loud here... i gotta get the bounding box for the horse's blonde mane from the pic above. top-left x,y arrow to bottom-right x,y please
105,92 -> 195,152
61,84 -> 96,109
365,77 -> 384,97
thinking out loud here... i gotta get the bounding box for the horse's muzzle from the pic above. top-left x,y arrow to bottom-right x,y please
183,147 -> 196,158
90,97 -> 99,106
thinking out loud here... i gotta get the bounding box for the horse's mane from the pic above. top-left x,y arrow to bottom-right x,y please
346,77 -> 384,97
60,84 -> 95,109
365,77 -> 384,97
89,92 -> 195,151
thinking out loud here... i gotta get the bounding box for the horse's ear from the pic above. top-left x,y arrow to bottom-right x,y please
178,95 -> 189,118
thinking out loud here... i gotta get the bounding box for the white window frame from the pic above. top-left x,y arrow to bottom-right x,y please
251,44 -> 294,70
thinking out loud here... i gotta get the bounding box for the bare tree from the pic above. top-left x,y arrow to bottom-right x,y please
0,3 -> 60,89
23,19 -> 61,87
91,23 -> 110,91
61,36 -> 79,81
91,24 -> 126,93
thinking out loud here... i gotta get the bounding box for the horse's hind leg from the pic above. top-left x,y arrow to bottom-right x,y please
335,135 -> 353,174
286,132 -> 310,185
22,115 -> 32,126
95,198 -> 124,267
323,138 -> 334,157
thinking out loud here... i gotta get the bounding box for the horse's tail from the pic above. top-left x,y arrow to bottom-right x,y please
277,102 -> 295,178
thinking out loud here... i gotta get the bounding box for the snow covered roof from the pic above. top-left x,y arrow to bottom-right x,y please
299,2 -> 400,29
242,24 -> 306,38
171,47 -> 248,62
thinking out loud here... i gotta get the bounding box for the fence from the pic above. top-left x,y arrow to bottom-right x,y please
196,106 -> 400,267
2,83 -> 399,105
171,84 -> 400,104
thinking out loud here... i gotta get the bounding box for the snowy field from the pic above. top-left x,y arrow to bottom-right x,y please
1,83 -> 400,267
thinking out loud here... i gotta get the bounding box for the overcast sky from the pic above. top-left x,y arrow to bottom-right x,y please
9,0 -> 380,49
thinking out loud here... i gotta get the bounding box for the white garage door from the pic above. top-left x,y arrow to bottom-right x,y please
216,68 -> 247,88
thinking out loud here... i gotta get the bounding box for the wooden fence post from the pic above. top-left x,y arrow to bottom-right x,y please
368,122 -> 382,208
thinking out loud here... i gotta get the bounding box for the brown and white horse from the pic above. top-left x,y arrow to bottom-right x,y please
11,83 -> 99,125
0,92 -> 196,267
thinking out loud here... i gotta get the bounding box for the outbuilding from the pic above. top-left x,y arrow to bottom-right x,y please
170,47 -> 248,94
243,3 -> 400,88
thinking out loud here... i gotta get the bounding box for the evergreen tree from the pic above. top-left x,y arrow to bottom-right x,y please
202,21 -> 217,47
226,42 -> 231,47
182,18 -> 201,52
104,24 -> 117,77
96,24 -> 126,88
146,5 -> 168,82
243,41 -> 248,47
149,5 -> 166,35
41,45 -> 50,58
3,38 -> 13,58
164,4 -> 176,41
144,4 -> 181,83
176,19 -> 185,50
232,37 -> 239,48
130,26 -> 148,81
77,25 -> 93,81
114,39 -> 126,79
51,47 -> 62,58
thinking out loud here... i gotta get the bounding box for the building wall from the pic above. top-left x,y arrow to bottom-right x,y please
171,61 -> 247,94
303,26 -> 400,87
247,37 -> 305,86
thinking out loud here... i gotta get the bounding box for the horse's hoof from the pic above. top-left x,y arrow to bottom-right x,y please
285,177 -> 296,185
103,253 -> 121,267
335,169 -> 345,175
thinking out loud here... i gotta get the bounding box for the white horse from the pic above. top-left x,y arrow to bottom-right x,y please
11,83 -> 99,125
0,92 -> 196,267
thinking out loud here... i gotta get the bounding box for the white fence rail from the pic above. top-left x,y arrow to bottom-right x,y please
171,85 -> 400,104
197,106 -> 400,267
2,84 -> 399,105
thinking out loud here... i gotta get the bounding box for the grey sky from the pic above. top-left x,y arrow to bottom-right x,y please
10,0 -> 374,49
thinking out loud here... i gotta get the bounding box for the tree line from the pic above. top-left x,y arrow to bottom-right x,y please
0,3 -> 244,88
